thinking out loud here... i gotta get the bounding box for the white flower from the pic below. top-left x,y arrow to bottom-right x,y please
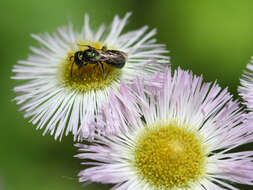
12,13 -> 169,140
76,68 -> 253,189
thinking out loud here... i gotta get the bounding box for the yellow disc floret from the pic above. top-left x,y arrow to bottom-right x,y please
58,41 -> 121,93
134,121 -> 206,189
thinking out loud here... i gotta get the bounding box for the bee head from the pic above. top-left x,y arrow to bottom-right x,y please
84,49 -> 99,59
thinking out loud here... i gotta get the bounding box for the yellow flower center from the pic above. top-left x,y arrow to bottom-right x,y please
134,121 -> 206,189
58,42 -> 121,93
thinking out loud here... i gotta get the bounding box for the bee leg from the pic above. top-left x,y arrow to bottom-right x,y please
78,64 -> 83,70
99,62 -> 106,79
83,62 -> 88,67
70,61 -> 75,77
91,62 -> 98,73
77,62 -> 88,72
69,56 -> 74,61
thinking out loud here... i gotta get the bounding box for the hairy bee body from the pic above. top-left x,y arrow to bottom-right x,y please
70,45 -> 127,77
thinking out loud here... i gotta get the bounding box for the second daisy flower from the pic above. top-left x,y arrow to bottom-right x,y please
76,67 -> 253,189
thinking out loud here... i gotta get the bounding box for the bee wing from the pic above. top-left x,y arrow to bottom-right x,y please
100,50 -> 127,61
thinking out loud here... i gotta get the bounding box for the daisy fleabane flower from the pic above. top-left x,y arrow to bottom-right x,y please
12,12 -> 169,140
76,67 -> 253,190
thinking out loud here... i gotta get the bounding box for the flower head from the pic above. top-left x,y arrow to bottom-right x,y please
76,68 -> 253,189
12,13 -> 169,140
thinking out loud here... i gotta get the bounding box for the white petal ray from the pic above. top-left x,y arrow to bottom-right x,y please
83,14 -> 93,40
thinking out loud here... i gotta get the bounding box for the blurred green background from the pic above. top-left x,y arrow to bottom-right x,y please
1,0 -> 253,189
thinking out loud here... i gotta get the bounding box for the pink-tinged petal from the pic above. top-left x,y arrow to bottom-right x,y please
239,58 -> 253,110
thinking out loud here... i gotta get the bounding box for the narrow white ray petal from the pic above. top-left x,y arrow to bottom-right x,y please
127,29 -> 157,54
109,12 -> 132,45
83,14 -> 93,40
119,26 -> 148,49
94,24 -> 105,42
104,15 -> 120,43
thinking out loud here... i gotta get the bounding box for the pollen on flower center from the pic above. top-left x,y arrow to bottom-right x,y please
58,42 -> 121,93
134,122 -> 206,189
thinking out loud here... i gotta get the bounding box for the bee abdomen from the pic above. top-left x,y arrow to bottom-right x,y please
104,50 -> 127,68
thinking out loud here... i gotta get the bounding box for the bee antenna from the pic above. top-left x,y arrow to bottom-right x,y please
77,44 -> 93,49
70,61 -> 74,77
77,44 -> 89,47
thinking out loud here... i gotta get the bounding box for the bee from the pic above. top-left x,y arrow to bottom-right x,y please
69,45 -> 127,77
